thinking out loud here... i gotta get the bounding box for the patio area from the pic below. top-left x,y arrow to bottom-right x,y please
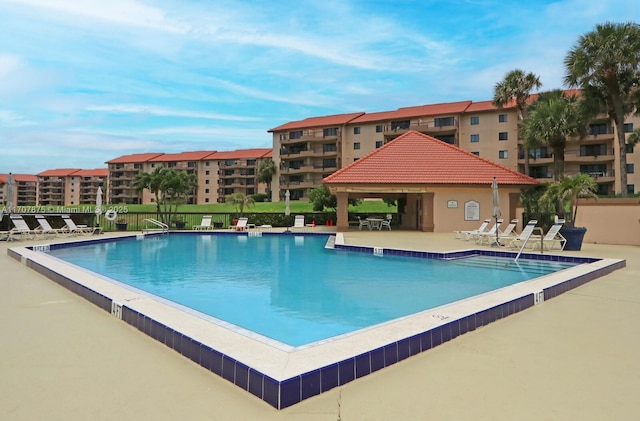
1,230 -> 638,420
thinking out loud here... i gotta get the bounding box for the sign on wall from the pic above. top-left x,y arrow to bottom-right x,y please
464,200 -> 480,221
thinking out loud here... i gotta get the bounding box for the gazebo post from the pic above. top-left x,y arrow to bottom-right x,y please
335,191 -> 349,232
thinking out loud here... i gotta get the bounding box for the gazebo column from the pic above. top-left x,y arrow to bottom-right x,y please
421,192 -> 434,232
336,191 -> 350,232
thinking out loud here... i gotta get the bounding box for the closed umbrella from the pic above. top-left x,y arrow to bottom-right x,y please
491,177 -> 502,246
285,189 -> 290,216
95,186 -> 103,227
6,173 -> 15,213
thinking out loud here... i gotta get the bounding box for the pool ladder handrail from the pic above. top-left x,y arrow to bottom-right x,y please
514,227 -> 544,262
143,218 -> 169,234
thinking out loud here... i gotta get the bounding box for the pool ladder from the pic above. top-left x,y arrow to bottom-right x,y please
514,227 -> 544,262
142,218 -> 169,234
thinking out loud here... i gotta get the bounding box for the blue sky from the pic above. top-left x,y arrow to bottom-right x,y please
1,0 -> 638,174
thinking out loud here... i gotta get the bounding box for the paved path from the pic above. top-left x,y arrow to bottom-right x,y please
1,231 -> 638,420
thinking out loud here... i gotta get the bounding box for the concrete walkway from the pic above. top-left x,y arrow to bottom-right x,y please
1,231 -> 638,420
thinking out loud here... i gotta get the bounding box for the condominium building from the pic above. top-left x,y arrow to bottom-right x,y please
269,95 -> 639,200
36,168 -> 108,206
106,148 -> 272,205
0,173 -> 38,207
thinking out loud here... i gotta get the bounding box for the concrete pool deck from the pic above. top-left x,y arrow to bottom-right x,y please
1,229 -> 639,420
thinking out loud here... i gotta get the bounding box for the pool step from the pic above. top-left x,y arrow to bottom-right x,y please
324,236 -> 336,249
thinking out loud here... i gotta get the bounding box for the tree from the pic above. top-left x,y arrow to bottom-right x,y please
493,69 -> 542,176
564,22 -> 640,196
308,184 -> 360,211
226,192 -> 255,217
132,167 -> 198,224
627,127 -> 640,149
257,158 -> 277,199
520,90 -> 588,181
540,173 -> 598,228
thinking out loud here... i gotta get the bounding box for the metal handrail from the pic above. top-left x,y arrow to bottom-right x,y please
514,227 -> 544,262
143,218 -> 169,233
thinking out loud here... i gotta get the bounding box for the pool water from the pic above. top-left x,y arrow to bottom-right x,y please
46,234 -> 576,346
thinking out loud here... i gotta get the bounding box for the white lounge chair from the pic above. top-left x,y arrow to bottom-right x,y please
455,218 -> 491,240
475,219 -> 509,244
532,222 -> 567,251
471,219 -> 503,243
379,214 -> 392,231
34,215 -> 65,237
193,215 -> 213,230
507,220 -> 539,249
232,217 -> 249,231
8,215 -> 36,240
61,215 -> 100,235
477,218 -> 519,245
291,215 -> 306,232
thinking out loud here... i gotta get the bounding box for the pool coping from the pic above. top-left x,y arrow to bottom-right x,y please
8,231 -> 625,409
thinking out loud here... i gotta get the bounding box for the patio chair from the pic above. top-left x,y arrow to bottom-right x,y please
8,215 -> 36,240
531,221 -> 567,251
474,218 -> 510,244
34,214 -> 66,237
507,220 -> 539,249
455,218 -> 491,240
61,215 -> 100,235
233,217 -> 249,231
470,219 -> 502,243
477,218 -> 519,245
192,215 -> 213,230
357,216 -> 370,230
379,214 -> 392,231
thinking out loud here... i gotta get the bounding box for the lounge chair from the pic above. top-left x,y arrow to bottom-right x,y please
531,221 -> 567,251
475,218 -> 510,244
232,217 -> 249,231
8,215 -> 36,240
193,215 -> 213,230
357,216 -> 370,230
455,218 -> 491,240
61,215 -> 100,235
471,219 -> 502,243
507,220 -> 539,249
291,215 -> 306,232
34,215 -> 66,237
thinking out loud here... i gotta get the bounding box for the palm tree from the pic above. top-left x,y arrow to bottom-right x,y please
132,166 -> 166,216
226,192 -> 255,217
493,69 -> 542,176
257,158 -> 277,199
564,22 -> 640,197
540,173 -> 598,228
132,167 -> 197,224
520,90 -> 588,181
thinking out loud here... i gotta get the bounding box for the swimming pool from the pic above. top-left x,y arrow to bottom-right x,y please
43,234 -> 576,346
8,232 -> 625,409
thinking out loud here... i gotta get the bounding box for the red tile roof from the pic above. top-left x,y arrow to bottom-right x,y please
207,148 -> 272,160
269,112 -> 365,132
106,153 -> 165,164
343,101 -> 474,124
36,169 -> 82,177
148,151 -> 217,162
323,131 -> 538,186
0,173 -> 38,183
72,168 -> 109,177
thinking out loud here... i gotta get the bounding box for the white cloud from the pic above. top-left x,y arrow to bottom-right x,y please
86,104 -> 263,122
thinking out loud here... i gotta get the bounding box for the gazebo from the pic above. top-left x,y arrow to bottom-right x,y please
323,131 -> 538,232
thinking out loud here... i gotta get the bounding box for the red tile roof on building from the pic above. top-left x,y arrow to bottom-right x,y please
338,101 -> 475,124
324,131 -> 538,186
148,151 -> 217,162
269,112 -> 365,132
207,148 -> 272,160
0,173 -> 38,183
106,153 -> 165,164
36,169 -> 82,177
72,168 -> 109,177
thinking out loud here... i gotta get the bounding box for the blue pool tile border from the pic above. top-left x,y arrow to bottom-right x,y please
9,233 -> 624,409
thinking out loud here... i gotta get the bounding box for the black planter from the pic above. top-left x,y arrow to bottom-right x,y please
560,227 -> 587,251
115,223 -> 128,231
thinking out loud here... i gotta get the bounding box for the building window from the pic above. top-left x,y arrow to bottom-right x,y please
205,170 -> 210,175
187,161 -> 196,168
470,134 -> 480,143
624,123 -> 634,133
205,179 -> 209,184
168,162 -> 176,167
354,142 -> 361,150
323,158 -> 337,168
627,184 -> 635,194
626,163 -> 635,174
205,198 -> 210,203
470,116 -> 479,125
434,117 -> 454,127
471,151 -> 479,156
323,127 -> 338,137
353,127 -> 361,135
375,125 -> 383,132
206,161 -> 210,166
375,140 -> 383,148
626,143 -> 635,153
589,123 -> 609,135
498,114 -> 508,123
498,132 -> 508,141
323,143 -> 337,152
391,120 -> 410,130
289,130 -> 302,139
499,150 -> 508,159
205,188 -> 209,193
247,159 -> 256,166
354,158 -> 359,162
